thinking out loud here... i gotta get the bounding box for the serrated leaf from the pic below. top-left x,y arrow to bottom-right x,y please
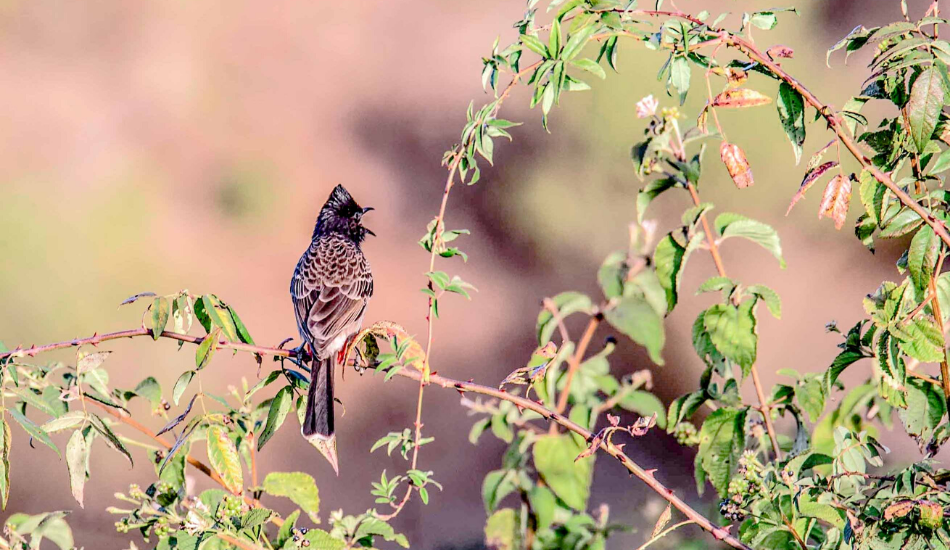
654,231 -> 704,311
747,284 -> 782,318
704,302 -> 757,376
908,226 -> 940,292
263,472 -> 320,522
207,425 -> 243,494
716,213 -> 785,268
907,67 -> 948,153
900,377 -> 945,439
697,407 -> 747,496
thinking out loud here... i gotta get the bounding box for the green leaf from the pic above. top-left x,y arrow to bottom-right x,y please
66,430 -> 88,507
654,231 -> 704,312
521,34 -> 548,57
6,512 -> 74,550
549,17 -> 562,57
797,376 -> 825,422
196,327 -> 221,370
900,377 -> 945,439
173,370 -> 195,406
931,147 -> 950,175
561,26 -> 595,61
776,82 -> 806,164
276,509 -> 300,548
604,296 -> 665,365
533,434 -> 592,511
482,469 -> 516,513
149,297 -> 170,340
908,226 -> 940,292
207,425 -> 243,494
528,486 -> 556,531
257,386 -> 293,451
0,417 -> 10,510
8,409 -> 59,457
201,295 -> 239,341
824,350 -> 866,392
172,294 -> 193,334
716,213 -> 786,268
133,376 -> 162,410
228,306 -> 255,345
747,284 -> 782,319
302,529 -> 346,550
485,508 -> 519,550
704,302 -> 757,376
636,177 -> 677,218
263,472 -> 320,522
907,66 -> 948,153
697,407 -> 748,496
670,56 -> 690,104
570,58 -> 605,79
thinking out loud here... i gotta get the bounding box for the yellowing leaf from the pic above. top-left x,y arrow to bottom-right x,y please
720,142 -> 754,189
207,425 -> 243,494
651,503 -> 672,538
0,417 -> 10,510
818,174 -> 853,230
787,161 -> 838,215
711,88 -> 772,108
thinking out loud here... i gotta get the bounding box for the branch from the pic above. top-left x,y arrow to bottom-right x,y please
722,33 -> 950,250
6,327 -> 747,550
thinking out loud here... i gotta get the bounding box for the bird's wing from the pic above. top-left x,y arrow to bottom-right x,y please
291,235 -> 373,358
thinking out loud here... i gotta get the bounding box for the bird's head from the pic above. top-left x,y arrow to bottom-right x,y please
313,184 -> 375,242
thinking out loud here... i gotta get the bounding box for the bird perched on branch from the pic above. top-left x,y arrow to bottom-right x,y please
290,184 -> 374,474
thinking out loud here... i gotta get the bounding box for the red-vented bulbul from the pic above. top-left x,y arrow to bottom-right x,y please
290,184 -> 374,474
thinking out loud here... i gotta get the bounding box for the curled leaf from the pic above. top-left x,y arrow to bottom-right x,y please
818,174 -> 853,230
345,321 -> 426,372
720,142 -> 754,189
710,88 -> 772,108
787,161 -> 838,215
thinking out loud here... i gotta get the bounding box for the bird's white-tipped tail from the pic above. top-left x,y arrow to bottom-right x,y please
305,432 -> 339,476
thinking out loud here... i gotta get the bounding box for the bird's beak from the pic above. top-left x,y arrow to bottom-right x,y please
362,206 -> 375,214
365,228 -> 376,237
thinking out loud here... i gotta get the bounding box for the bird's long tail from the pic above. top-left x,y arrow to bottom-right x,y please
302,355 -> 338,474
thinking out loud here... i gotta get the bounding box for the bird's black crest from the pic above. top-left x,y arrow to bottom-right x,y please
313,184 -> 372,242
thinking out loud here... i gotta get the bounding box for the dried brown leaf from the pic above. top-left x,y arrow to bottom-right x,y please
807,139 -> 838,171
711,88 -> 772,108
726,68 -> 748,88
818,173 -> 853,230
651,504 -> 672,538
786,161 -> 839,215
720,142 -> 754,188
883,499 -> 915,520
767,45 -> 794,59
630,413 -> 658,436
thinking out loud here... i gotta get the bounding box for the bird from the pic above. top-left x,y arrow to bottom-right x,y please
290,184 -> 374,474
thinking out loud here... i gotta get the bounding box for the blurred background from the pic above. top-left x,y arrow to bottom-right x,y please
0,0 -> 941,547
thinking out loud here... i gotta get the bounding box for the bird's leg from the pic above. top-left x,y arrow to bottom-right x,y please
286,342 -> 312,373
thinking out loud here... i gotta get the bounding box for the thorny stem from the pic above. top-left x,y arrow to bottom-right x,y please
5,328 -> 748,550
